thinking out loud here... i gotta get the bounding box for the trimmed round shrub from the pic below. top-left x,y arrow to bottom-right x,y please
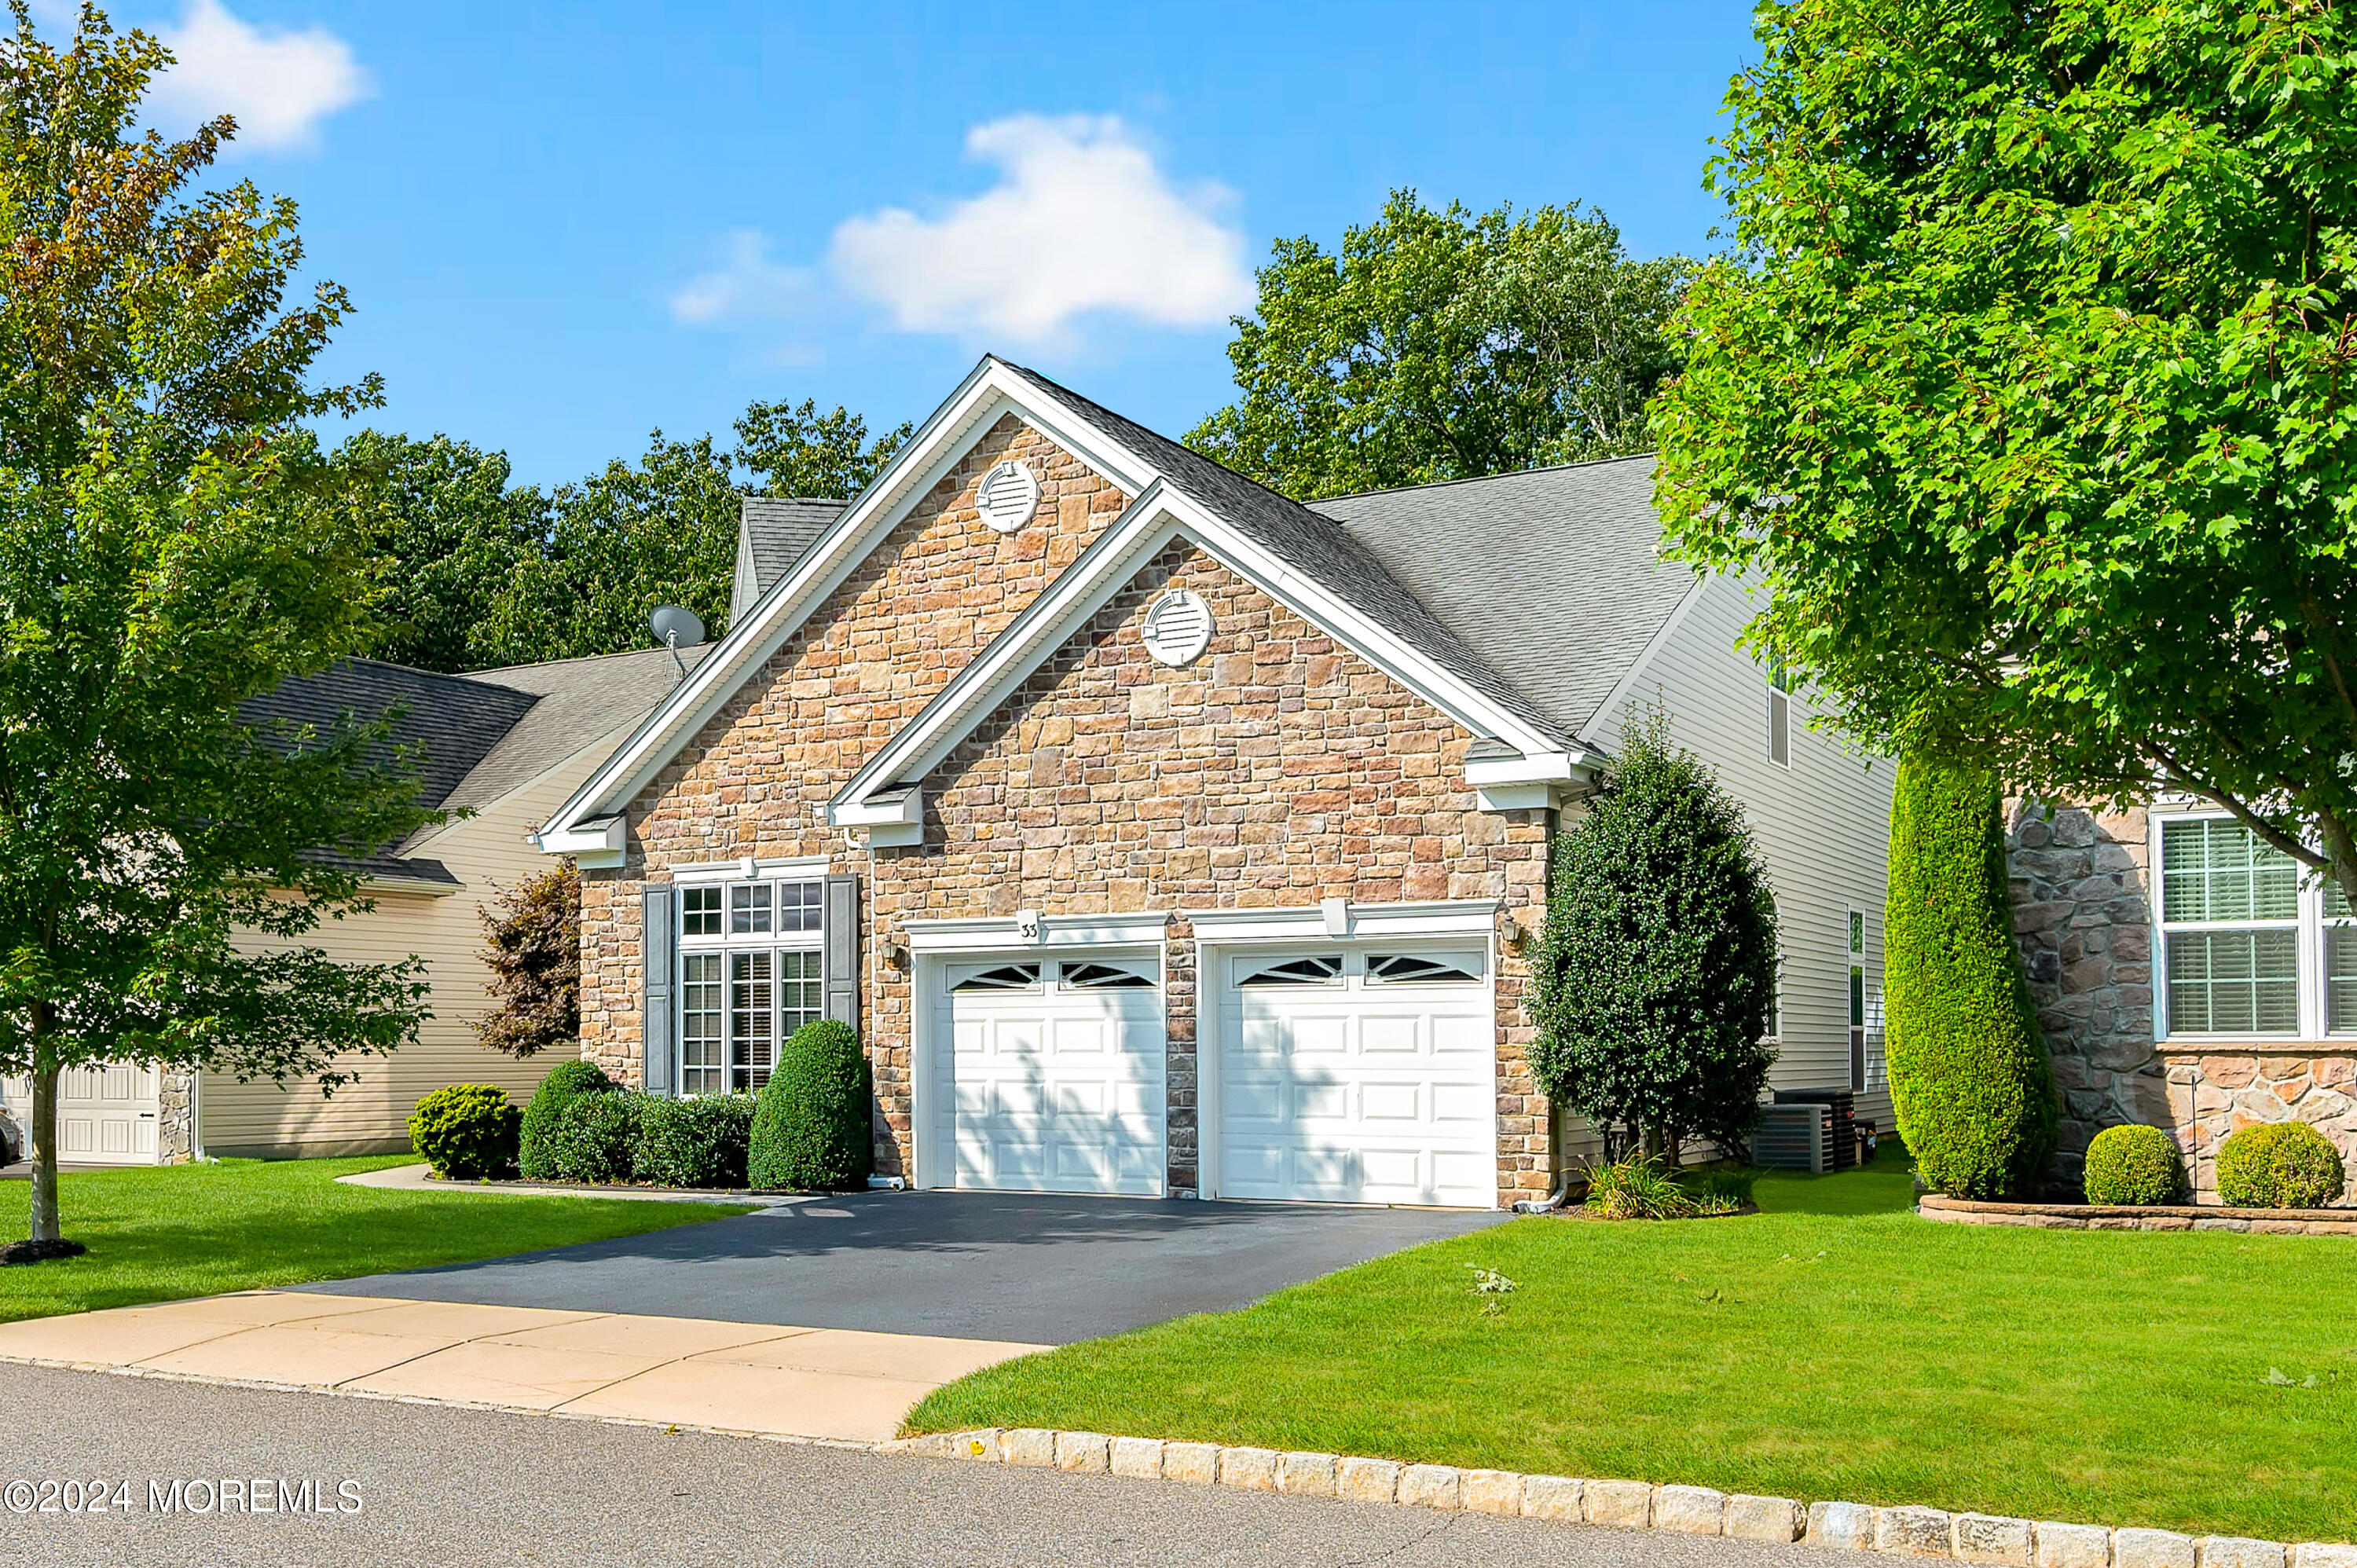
1884,757 -> 2057,1199
635,1094 -> 756,1189
749,1018 -> 872,1191
408,1084 -> 520,1181
520,1059 -> 614,1180
2216,1122 -> 2347,1210
2080,1124 -> 2186,1206
541,1090 -> 643,1185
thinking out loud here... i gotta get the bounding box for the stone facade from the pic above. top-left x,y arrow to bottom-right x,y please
578,416 -> 1556,1205
2007,800 -> 2357,1201
875,539 -> 1552,1197
2006,801 -> 2165,1187
580,414 -> 1128,1083
159,1072 -> 195,1163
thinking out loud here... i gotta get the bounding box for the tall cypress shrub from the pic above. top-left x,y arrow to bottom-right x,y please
1530,709 -> 1780,1161
1884,754 -> 2056,1198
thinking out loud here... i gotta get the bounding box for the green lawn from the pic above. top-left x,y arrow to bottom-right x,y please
0,1156 -> 750,1323
907,1149 -> 2357,1544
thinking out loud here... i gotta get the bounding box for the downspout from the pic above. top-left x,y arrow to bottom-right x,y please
189,1069 -> 207,1162
861,830 -> 905,1192
1512,792 -> 1573,1215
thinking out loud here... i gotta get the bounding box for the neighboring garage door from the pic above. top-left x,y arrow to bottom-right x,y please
933,954 -> 1166,1196
1,1061 -> 160,1166
1215,946 -> 1495,1207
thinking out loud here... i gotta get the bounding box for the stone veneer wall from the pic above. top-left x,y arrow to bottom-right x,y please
2005,802 -> 2163,1190
875,540 -> 1553,1200
2007,800 -> 2357,1201
580,414 -> 1128,1079
577,419 -> 1558,1205
159,1072 -> 195,1163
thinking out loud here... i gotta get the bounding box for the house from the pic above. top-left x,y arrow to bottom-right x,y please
0,647 -> 702,1164
2008,800 -> 2357,1199
534,357 -> 1896,1208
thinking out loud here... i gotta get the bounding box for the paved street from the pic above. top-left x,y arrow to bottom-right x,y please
0,1362 -> 1834,1568
301,1189 -> 1508,1343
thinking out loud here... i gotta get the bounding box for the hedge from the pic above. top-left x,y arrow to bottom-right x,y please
1883,755 -> 2057,1199
635,1094 -> 756,1189
750,1018 -> 872,1190
520,1059 -> 614,1180
408,1084 -> 520,1181
2216,1122 -> 2347,1209
2081,1124 -> 2185,1206
541,1090 -> 643,1185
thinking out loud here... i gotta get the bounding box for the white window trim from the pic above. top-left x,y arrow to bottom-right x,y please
1765,662 -> 1793,771
676,874 -> 827,1095
2150,809 -> 2326,1042
671,855 -> 831,885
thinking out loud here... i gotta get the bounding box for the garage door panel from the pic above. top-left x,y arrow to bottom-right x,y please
1360,1081 -> 1424,1123
1216,948 -> 1494,1208
938,956 -> 1166,1197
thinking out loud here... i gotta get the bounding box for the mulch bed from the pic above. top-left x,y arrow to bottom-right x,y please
0,1237 -> 87,1266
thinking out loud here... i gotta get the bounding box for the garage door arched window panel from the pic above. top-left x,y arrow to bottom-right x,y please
951,962 -> 1043,991
1365,952 -> 1483,984
1058,959 -> 1155,990
1237,954 -> 1344,987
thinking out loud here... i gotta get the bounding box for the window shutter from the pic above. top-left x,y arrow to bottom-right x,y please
643,886 -> 675,1095
822,874 -> 860,1029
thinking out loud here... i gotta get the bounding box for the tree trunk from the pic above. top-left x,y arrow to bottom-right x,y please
27,1049 -> 60,1244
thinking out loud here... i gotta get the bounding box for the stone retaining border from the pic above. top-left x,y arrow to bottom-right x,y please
884,1428 -> 2357,1567
1919,1196 -> 2357,1236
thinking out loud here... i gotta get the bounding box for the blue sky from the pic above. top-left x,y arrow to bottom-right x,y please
108,1 -> 1760,489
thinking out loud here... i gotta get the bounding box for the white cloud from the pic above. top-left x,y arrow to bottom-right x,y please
827,115 -> 1252,343
144,0 -> 370,154
668,229 -> 819,326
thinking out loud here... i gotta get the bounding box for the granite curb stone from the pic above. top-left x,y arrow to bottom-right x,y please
893,1428 -> 2336,1568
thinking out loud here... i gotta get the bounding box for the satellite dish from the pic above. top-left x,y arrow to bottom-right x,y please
649,605 -> 706,650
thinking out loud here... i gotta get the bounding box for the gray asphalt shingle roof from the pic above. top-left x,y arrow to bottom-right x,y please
734,496 -> 847,621
1308,456 -> 1697,739
1006,364 -> 1583,751
242,647 -> 706,881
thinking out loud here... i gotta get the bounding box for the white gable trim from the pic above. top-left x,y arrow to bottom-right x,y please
533,357 -> 1162,848
828,482 -> 1593,830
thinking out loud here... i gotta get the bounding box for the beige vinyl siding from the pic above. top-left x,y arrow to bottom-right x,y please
1571,571 -> 1897,1155
200,736 -> 624,1158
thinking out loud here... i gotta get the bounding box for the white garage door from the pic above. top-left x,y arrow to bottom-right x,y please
1,1062 -> 161,1166
1216,947 -> 1495,1207
933,954 -> 1166,1196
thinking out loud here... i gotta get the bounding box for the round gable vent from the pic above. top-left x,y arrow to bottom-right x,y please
1141,589 -> 1214,667
975,460 -> 1040,534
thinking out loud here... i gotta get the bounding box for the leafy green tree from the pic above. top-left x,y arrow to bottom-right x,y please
733,397 -> 910,500
1655,0 -> 2357,902
473,430 -> 739,667
334,431 -> 548,673
1530,710 -> 1779,1163
1189,190 -> 1689,498
1883,755 -> 2056,1199
0,5 -> 435,1247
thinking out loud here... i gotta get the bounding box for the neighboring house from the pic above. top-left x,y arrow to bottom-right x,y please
0,647 -> 702,1164
2010,800 -> 2357,1200
536,357 -> 1894,1210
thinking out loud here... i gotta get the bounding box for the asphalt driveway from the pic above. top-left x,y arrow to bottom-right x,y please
299,1191 -> 1508,1344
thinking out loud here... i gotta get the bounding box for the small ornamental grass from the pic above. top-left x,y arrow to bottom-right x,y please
2216,1122 -> 2347,1210
1585,1156 -> 1702,1219
406,1085 -> 520,1181
634,1094 -> 756,1189
519,1060 -> 614,1180
2081,1124 -> 2187,1206
541,1090 -> 643,1185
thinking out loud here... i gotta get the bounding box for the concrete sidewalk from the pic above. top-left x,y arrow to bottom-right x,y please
0,1291 -> 1043,1444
